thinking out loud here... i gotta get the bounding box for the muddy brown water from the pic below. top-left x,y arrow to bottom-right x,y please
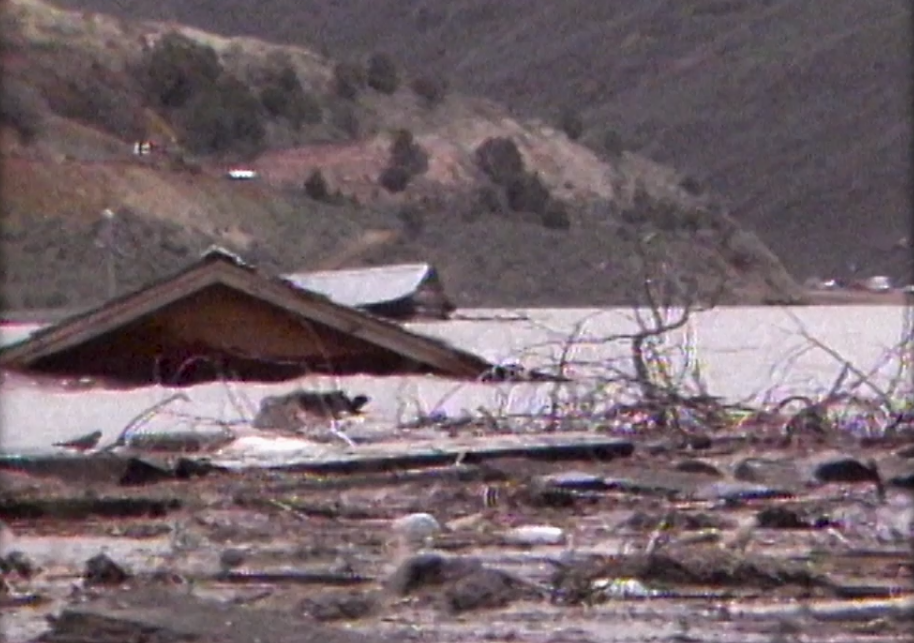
1,429 -> 912,643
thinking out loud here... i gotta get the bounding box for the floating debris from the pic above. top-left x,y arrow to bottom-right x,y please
591,577 -> 666,599
502,524 -> 566,546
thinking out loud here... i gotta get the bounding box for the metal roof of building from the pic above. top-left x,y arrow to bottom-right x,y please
0,323 -> 46,349
282,263 -> 436,308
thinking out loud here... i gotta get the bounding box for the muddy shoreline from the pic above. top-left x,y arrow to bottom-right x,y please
2,420 -> 913,643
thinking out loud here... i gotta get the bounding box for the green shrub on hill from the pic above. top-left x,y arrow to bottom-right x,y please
410,75 -> 448,108
505,172 -> 551,215
602,128 -> 626,158
558,107 -> 584,141
366,52 -> 399,95
259,63 -> 322,128
333,60 -> 365,100
474,137 -> 525,186
389,129 -> 429,176
542,200 -> 572,231
177,75 -> 265,154
141,32 -> 223,109
0,77 -> 45,143
378,165 -> 412,193
329,101 -> 361,139
303,169 -> 330,201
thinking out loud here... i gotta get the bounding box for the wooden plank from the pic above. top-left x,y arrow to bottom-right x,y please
211,432 -> 635,474
44,586 -> 386,643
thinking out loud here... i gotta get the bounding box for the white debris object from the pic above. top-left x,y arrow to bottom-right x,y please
391,513 -> 441,542
227,168 -> 258,180
592,577 -> 663,599
502,524 -> 566,546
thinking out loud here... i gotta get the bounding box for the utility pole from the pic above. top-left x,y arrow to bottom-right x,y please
99,208 -> 118,300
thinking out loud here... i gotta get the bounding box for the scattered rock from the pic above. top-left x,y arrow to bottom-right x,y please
443,567 -> 531,613
219,548 -> 248,570
390,512 -> 441,545
673,459 -> 724,477
118,456 -> 178,486
502,524 -> 566,546
551,546 -> 834,604
694,480 -> 790,502
755,506 -> 831,530
254,390 -> 370,430
807,453 -> 881,485
2,550 -> 36,578
300,590 -> 379,621
385,553 -> 481,596
83,553 -> 130,586
386,553 -> 535,613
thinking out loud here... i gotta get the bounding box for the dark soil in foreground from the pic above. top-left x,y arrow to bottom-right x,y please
2,419 -> 913,642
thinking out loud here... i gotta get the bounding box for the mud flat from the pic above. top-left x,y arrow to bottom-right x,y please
2,422 -> 913,643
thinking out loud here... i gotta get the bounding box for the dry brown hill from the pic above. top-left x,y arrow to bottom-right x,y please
0,0 -> 804,310
51,0 -> 912,286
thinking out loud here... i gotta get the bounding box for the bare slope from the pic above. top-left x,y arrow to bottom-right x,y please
53,0 -> 913,284
0,0 -> 803,310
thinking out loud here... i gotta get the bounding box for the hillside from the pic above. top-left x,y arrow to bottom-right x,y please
0,0 -> 804,310
52,0 -> 912,286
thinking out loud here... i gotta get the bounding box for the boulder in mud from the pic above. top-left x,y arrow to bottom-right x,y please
254,390 -> 370,430
390,512 -> 441,545
673,459 -> 724,477
1,550 -> 37,578
755,505 -> 833,530
83,553 -> 130,586
550,546 -> 836,604
443,566 -> 533,613
300,590 -> 380,621
806,452 -> 880,485
384,552 -> 531,611
219,548 -> 248,570
385,552 -> 481,596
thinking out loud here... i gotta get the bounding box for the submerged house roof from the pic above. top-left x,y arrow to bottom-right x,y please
0,248 -> 492,386
282,263 -> 456,320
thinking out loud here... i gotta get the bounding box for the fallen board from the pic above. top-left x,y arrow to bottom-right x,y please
41,586 -> 388,643
207,432 -> 636,473
0,432 -> 635,481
